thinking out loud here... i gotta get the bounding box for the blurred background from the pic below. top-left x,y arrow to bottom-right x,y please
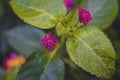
0,0 -> 120,80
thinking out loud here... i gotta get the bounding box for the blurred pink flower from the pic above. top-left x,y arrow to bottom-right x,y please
3,53 -> 18,70
62,0 -> 75,11
41,32 -> 59,50
3,53 -> 26,74
78,8 -> 92,25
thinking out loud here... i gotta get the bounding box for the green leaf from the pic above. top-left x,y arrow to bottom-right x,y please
17,51 -> 65,80
56,22 -> 67,36
63,9 -> 79,27
104,27 -> 120,79
4,68 -> 19,80
5,25 -> 45,56
10,0 -> 67,29
66,25 -> 116,78
56,9 -> 79,36
84,0 -> 118,30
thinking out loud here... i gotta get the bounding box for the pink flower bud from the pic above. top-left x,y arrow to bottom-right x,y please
78,8 -> 92,25
41,32 -> 59,51
62,0 -> 75,11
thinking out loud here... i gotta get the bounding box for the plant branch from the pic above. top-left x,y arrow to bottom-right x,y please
39,36 -> 66,79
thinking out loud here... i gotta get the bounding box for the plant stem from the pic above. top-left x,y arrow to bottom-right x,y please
39,36 -> 66,79
46,35 -> 66,68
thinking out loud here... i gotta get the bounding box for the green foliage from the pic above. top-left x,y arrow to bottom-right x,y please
17,51 -> 65,80
104,27 -> 120,80
66,25 -> 116,78
10,0 -> 67,29
5,25 -> 45,56
10,0 -> 118,30
56,9 -> 79,36
8,0 -> 118,79
63,9 -> 79,27
84,0 -> 118,30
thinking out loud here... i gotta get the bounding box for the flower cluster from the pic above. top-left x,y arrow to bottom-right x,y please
62,0 -> 75,11
3,53 -> 26,74
62,0 -> 92,25
41,32 -> 59,50
78,8 -> 92,25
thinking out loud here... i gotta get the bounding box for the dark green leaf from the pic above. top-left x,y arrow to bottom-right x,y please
17,51 -> 65,80
84,0 -> 118,30
10,0 -> 67,29
66,25 -> 116,78
5,25 -> 45,56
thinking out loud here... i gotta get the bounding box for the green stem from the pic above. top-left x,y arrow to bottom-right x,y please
39,36 -> 66,79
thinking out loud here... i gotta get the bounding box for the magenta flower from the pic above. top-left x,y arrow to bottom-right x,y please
3,53 -> 18,71
3,53 -> 26,74
41,32 -> 59,50
78,8 -> 92,25
62,0 -> 75,11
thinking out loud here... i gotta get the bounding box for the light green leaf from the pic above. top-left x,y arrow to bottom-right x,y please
104,27 -> 120,79
63,9 -> 79,27
17,51 -> 65,80
84,0 -> 118,30
56,9 -> 79,36
10,0 -> 67,29
5,25 -> 45,56
66,25 -> 116,78
56,22 -> 66,36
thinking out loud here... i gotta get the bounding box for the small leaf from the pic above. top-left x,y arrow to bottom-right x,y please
84,0 -> 118,30
63,9 -> 79,27
66,25 -> 116,78
10,0 -> 67,29
17,51 -> 65,80
56,22 -> 67,36
5,25 -> 45,56
56,9 -> 79,36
